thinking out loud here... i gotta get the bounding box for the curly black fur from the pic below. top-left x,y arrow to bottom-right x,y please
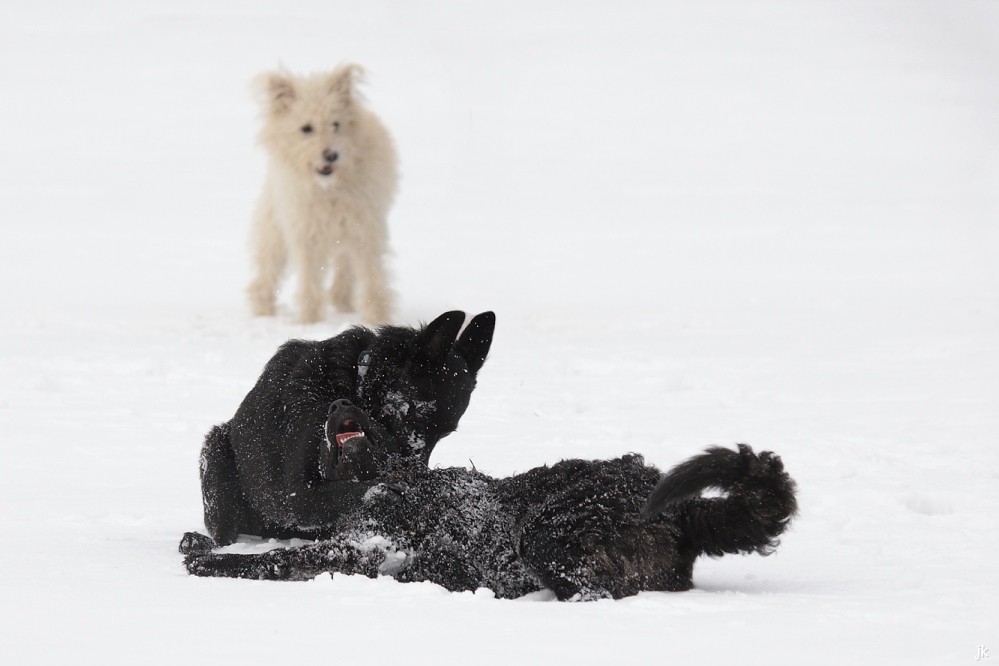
197,311 -> 496,546
183,442 -> 797,601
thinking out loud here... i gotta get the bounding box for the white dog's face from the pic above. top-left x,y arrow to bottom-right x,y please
255,66 -> 360,184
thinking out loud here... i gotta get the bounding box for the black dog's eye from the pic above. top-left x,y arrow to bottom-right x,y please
301,124 -> 313,134
332,121 -> 340,132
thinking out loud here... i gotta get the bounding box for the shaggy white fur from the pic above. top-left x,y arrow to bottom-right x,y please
247,65 -> 398,324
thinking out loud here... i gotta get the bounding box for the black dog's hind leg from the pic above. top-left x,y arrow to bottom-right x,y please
200,422 -> 268,546
525,520 -> 699,600
512,456 -> 682,601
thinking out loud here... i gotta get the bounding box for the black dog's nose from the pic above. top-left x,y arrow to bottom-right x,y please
323,149 -> 339,163
329,398 -> 353,414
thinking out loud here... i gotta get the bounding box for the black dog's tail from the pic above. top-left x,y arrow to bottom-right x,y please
640,444 -> 797,557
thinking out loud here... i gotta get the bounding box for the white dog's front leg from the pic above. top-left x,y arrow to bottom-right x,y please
247,199 -> 286,317
355,245 -> 393,325
330,250 -> 356,313
295,248 -> 327,324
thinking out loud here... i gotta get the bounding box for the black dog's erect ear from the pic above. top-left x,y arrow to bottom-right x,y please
415,311 -> 466,363
456,311 -> 495,373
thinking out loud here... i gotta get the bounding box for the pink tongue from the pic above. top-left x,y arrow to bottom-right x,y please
335,431 -> 362,447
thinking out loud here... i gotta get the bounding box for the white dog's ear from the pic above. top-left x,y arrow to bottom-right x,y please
328,64 -> 365,101
256,71 -> 297,113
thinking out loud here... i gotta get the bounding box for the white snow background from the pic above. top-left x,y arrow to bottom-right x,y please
1,1 -> 997,663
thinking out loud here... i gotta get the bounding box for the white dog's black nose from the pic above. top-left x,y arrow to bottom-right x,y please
323,149 -> 339,163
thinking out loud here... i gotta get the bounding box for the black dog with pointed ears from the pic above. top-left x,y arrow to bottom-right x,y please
189,311 -> 496,549
184,393 -> 797,600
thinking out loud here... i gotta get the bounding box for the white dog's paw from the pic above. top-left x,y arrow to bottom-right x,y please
248,286 -> 277,317
297,307 -> 324,324
330,282 -> 356,313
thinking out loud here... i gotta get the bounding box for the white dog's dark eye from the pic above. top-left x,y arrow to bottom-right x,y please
332,121 -> 340,132
301,124 -> 313,134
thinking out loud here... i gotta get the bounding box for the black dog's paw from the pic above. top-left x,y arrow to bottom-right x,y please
179,531 -> 217,555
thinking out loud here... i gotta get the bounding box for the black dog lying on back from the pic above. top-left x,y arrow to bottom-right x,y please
183,398 -> 797,601
192,311 -> 496,548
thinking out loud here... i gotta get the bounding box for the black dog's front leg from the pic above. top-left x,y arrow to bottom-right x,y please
184,549 -> 329,581
184,535 -> 397,582
284,480 -> 375,534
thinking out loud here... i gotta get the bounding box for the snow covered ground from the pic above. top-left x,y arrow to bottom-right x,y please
1,1 -> 997,663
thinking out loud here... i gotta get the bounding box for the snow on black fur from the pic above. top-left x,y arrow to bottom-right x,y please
183,310 -> 796,600
195,310 -> 496,546
184,438 -> 797,600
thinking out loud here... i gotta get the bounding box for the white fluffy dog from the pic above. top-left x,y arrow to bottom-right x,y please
247,65 -> 398,324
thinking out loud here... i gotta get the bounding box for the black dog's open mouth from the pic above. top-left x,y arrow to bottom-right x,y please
335,419 -> 364,447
